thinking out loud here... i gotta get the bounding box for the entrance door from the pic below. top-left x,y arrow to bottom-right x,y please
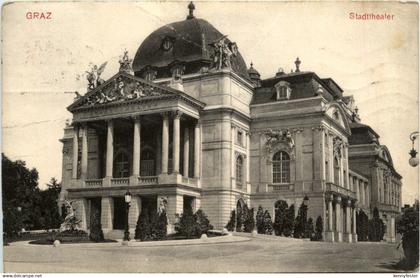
113,197 -> 126,230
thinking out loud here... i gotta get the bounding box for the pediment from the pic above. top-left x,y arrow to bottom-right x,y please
323,102 -> 351,134
68,73 -> 175,111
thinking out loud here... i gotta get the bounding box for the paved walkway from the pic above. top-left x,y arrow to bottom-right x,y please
3,235 -> 406,273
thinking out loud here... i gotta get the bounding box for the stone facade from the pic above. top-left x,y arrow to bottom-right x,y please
59,6 -> 402,242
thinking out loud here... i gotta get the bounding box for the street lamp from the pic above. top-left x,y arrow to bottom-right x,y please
409,131 -> 419,167
123,190 -> 132,241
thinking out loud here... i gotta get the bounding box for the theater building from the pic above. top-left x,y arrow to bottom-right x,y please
59,3 -> 402,242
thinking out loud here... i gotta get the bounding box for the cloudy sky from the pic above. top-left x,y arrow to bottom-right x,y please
2,1 -> 418,203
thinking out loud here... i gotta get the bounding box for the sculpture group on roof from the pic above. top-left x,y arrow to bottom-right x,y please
209,35 -> 238,70
86,62 -> 107,91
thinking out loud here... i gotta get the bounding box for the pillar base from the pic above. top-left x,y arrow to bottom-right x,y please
324,231 -> 335,242
335,232 -> 343,242
343,233 -> 353,243
352,233 -> 358,243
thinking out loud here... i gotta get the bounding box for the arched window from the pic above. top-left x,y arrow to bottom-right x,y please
114,152 -> 130,178
272,151 -> 290,183
333,157 -> 340,185
236,156 -> 244,186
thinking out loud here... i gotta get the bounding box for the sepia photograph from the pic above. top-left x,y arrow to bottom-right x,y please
1,0 -> 419,273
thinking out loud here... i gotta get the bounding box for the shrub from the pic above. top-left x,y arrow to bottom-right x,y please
273,200 -> 288,236
256,206 -> 265,234
135,208 -> 151,241
263,210 -> 273,235
175,207 -> 213,239
356,210 -> 369,241
397,205 -> 419,269
293,200 -> 308,238
283,204 -> 295,237
368,207 -> 385,242
196,209 -> 213,234
311,216 -> 323,241
243,208 -> 255,233
89,209 -> 104,242
225,210 -> 236,232
304,218 -> 314,239
154,210 -> 168,240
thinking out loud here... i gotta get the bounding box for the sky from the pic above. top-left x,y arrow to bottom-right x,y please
2,1 -> 419,204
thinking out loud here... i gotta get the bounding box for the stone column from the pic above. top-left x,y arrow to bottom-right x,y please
328,133 -> 334,182
335,196 -> 342,242
132,117 -> 141,177
194,120 -> 200,179
172,111 -> 181,174
105,120 -> 114,178
128,196 -> 141,234
320,130 -> 326,181
81,124 -> 88,179
161,113 -> 169,174
344,144 -> 350,189
352,204 -> 358,242
246,132 -> 251,194
325,194 -> 335,242
361,181 -> 366,206
231,125 -> 236,185
339,144 -> 344,186
366,183 -> 370,207
344,199 -> 352,242
74,199 -> 88,230
101,197 -> 114,233
183,127 -> 189,178
72,125 -> 79,179
355,178 -> 360,202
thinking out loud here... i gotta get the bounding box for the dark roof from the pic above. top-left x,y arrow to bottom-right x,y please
349,122 -> 380,145
132,17 -> 249,79
251,71 -> 336,105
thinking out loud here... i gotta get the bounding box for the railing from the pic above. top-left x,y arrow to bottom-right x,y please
111,177 -> 129,186
326,182 -> 356,199
138,176 -> 158,185
85,179 -> 103,187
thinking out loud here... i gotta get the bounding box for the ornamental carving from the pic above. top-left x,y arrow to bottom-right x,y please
333,137 -> 343,158
209,35 -> 238,70
262,129 -> 295,154
158,196 -> 168,215
81,75 -> 165,107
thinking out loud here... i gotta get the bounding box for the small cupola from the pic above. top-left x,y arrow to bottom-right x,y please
247,62 -> 261,87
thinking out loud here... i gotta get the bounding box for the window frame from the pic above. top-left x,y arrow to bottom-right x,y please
272,151 -> 291,184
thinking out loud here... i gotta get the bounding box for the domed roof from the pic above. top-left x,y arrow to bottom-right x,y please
132,16 -> 249,79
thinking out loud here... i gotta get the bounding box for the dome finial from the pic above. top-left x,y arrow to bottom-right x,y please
187,1 -> 195,20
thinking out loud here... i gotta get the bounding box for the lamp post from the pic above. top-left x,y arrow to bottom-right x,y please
123,190 -> 132,241
409,131 -> 419,167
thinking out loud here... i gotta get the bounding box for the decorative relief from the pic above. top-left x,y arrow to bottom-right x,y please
158,196 -> 168,215
261,128 -> 299,157
80,76 -> 164,107
333,137 -> 343,158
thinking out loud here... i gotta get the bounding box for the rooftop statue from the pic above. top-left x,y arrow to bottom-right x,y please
119,50 -> 133,74
209,35 -> 238,70
86,62 -> 107,91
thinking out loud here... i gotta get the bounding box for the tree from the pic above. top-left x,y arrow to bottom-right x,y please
89,205 -> 104,242
2,154 -> 40,235
293,201 -> 308,238
225,210 -> 236,232
304,218 -> 315,238
243,208 -> 255,233
356,210 -> 369,241
196,209 -> 213,234
273,200 -> 288,236
368,207 -> 385,241
397,204 -> 419,269
256,206 -> 265,234
311,216 -> 323,241
38,178 -> 62,230
175,206 -> 200,239
283,204 -> 295,237
135,208 -> 151,241
263,210 -> 273,235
